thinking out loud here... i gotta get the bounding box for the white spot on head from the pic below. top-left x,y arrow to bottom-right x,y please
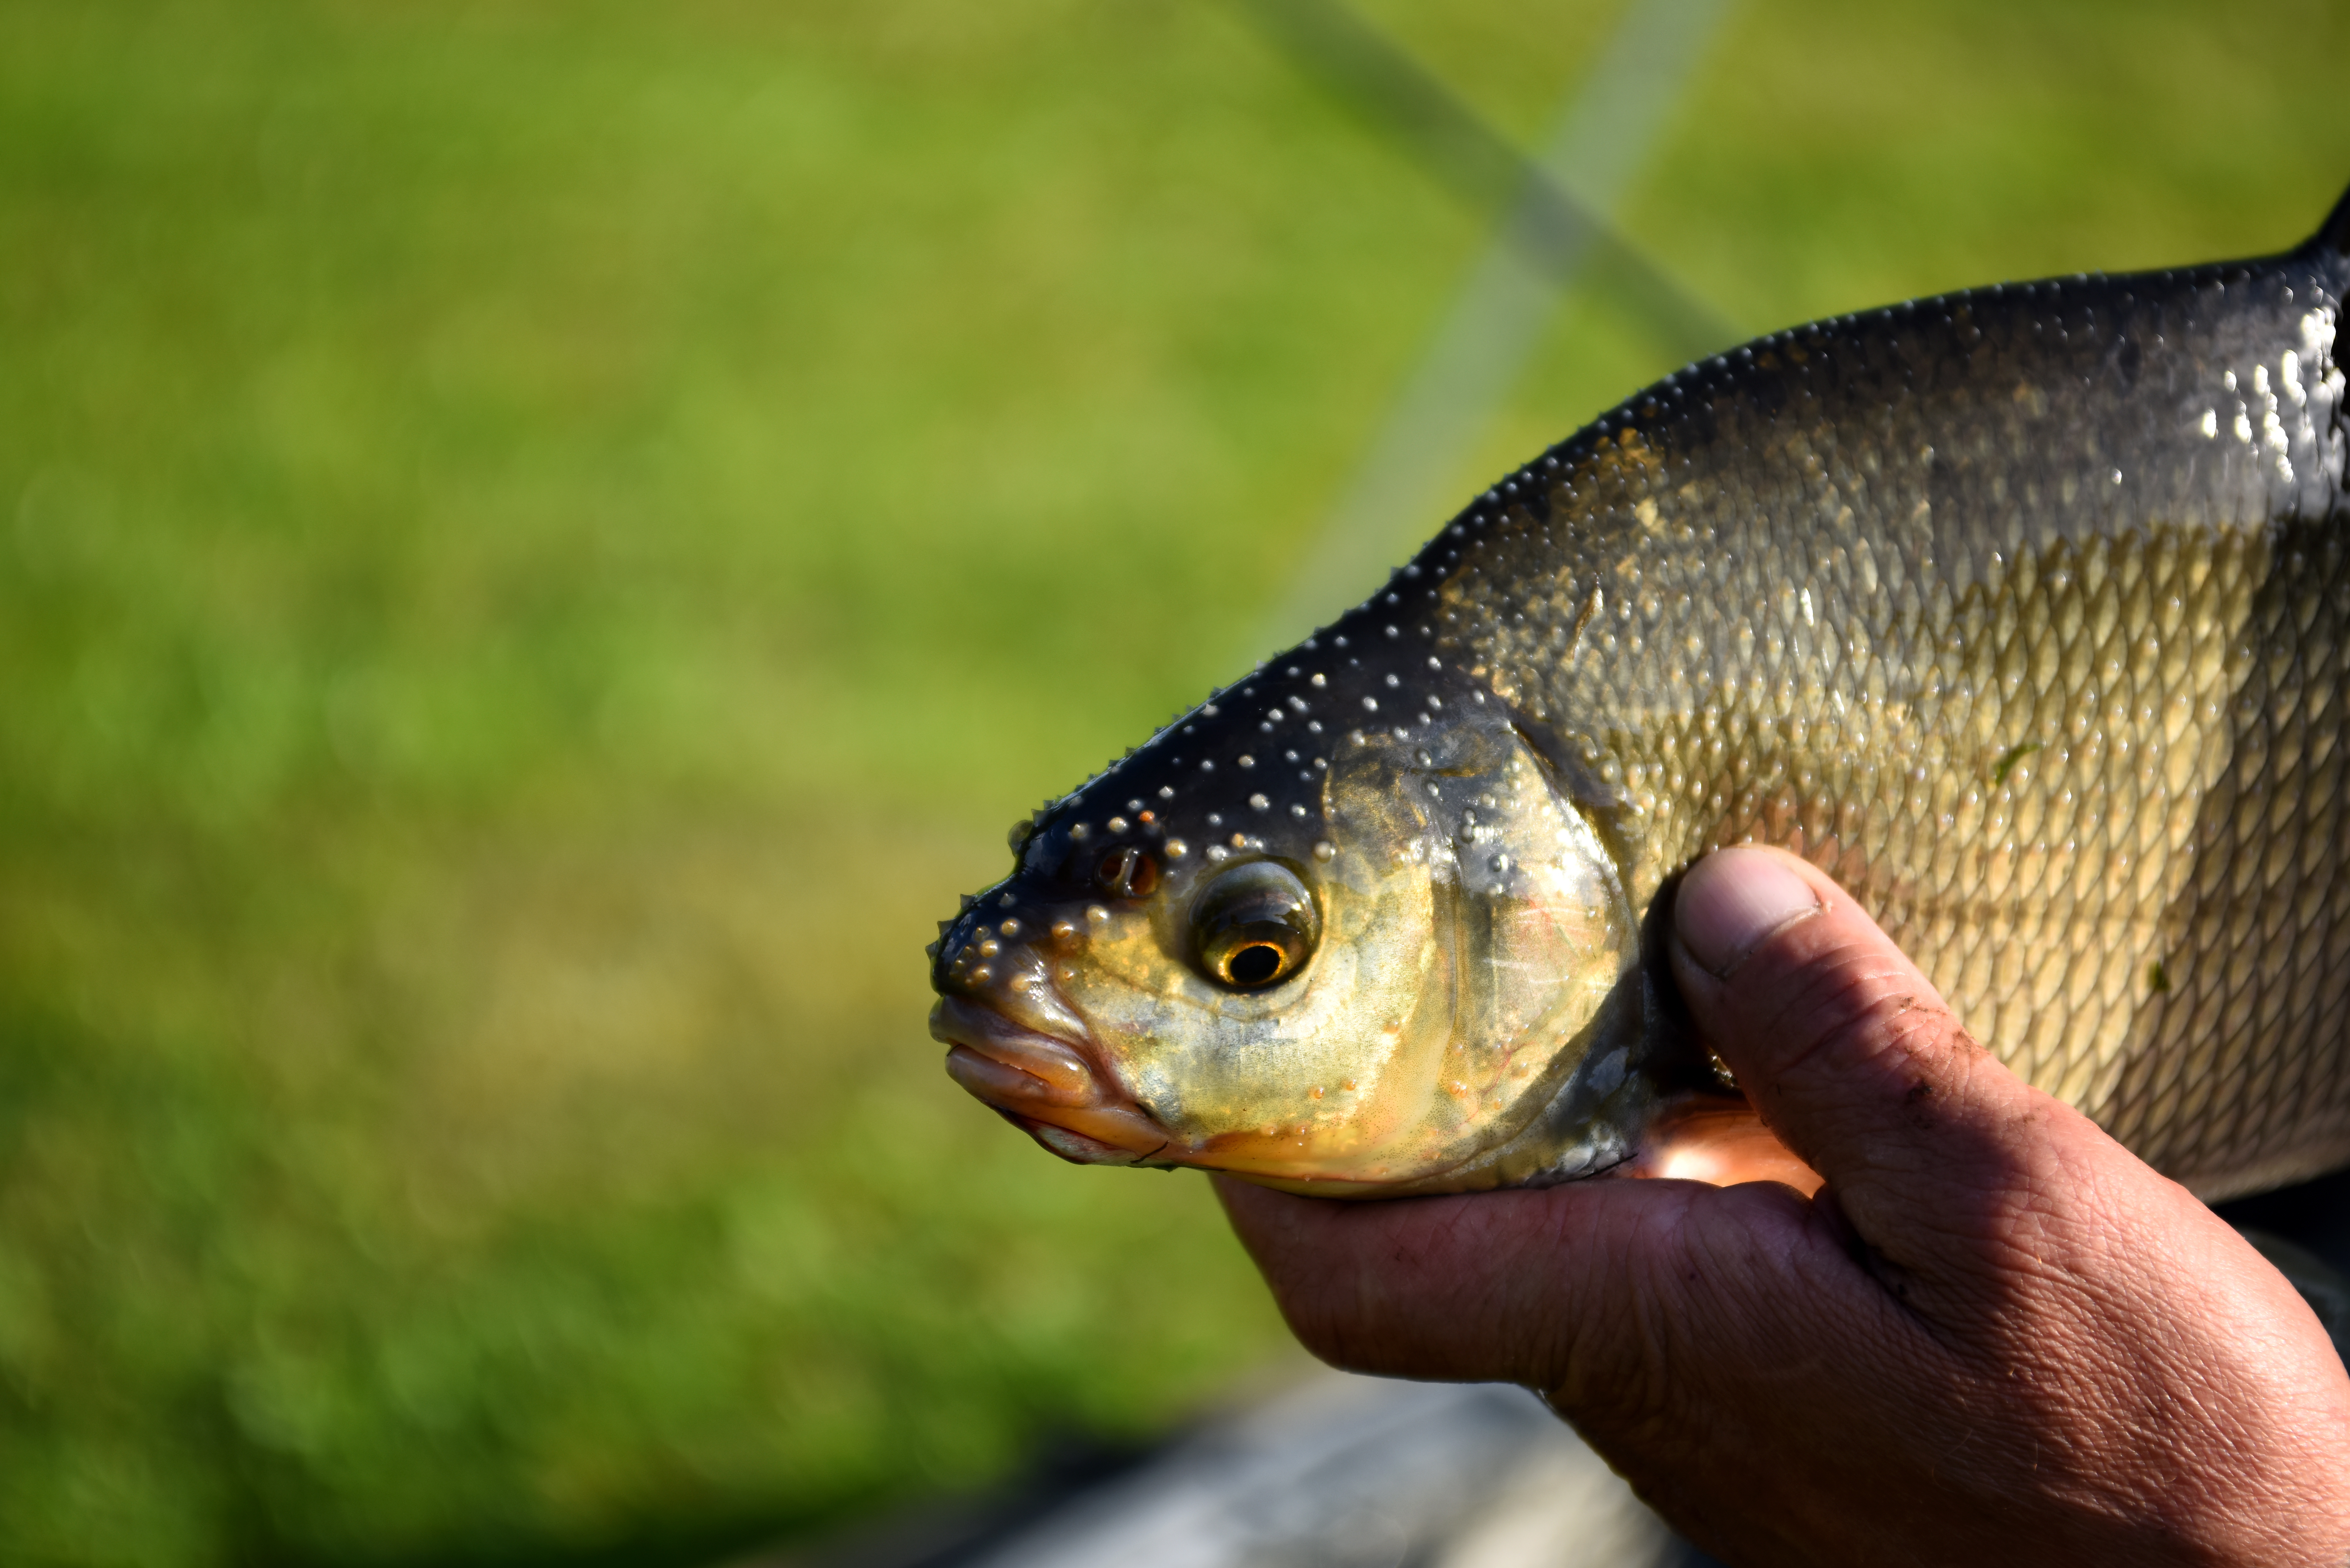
1068,822 -> 1090,842
2300,309 -> 2335,359
1159,785 -> 1175,799
1311,673 -> 1327,688
1313,841 -> 1335,861
1165,839 -> 1187,858
1206,844 -> 1230,863
1362,697 -> 1379,712
1248,793 -> 1270,810
2200,409 -> 2218,437
1239,755 -> 1255,768
1107,816 -> 1128,833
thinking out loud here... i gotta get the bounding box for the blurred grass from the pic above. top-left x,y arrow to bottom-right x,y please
0,0 -> 2343,1563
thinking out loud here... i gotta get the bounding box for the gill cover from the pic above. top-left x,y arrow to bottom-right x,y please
1060,711 -> 1641,1191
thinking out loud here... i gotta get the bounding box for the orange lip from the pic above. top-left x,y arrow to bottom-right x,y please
930,997 -> 1176,1163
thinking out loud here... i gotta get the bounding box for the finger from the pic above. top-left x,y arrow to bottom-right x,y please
1211,1171 -> 1828,1392
1213,1177 -> 1574,1383
1667,845 -> 2084,1232
1212,1176 -> 1623,1384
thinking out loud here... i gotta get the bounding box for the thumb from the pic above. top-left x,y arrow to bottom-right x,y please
1667,846 -> 2076,1244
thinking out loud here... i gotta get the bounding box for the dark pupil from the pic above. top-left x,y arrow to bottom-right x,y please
1226,943 -> 1284,986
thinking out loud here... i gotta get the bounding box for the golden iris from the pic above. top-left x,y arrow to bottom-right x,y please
1190,860 -> 1318,989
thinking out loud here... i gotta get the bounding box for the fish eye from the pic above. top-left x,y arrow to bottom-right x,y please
1095,845 -> 1158,900
1190,860 -> 1318,991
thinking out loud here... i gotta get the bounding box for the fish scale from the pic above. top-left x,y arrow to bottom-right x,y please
933,187 -> 2350,1202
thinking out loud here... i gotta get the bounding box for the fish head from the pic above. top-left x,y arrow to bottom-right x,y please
931,645 -> 1638,1192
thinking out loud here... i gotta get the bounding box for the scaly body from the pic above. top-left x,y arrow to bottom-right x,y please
933,188 -> 2350,1202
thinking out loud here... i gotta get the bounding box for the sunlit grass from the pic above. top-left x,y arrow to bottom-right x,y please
0,0 -> 2342,1562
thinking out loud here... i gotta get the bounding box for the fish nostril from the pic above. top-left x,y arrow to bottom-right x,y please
1095,846 -> 1158,899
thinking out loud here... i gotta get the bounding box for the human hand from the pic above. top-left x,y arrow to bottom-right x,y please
1216,846 -> 2350,1566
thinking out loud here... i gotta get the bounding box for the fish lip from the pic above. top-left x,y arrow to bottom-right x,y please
930,998 -> 1178,1163
931,997 -> 1102,1104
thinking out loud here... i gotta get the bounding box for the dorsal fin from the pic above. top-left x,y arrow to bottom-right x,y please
2312,178 -> 2350,257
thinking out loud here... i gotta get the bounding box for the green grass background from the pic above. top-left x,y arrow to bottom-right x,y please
0,0 -> 2344,1562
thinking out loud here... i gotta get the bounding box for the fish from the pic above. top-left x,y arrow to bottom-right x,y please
930,184 -> 2350,1203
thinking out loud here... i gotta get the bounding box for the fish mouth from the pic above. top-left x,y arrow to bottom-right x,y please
930,997 -> 1177,1166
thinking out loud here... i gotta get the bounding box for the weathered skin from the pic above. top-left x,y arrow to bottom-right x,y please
933,186 -> 2350,1203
